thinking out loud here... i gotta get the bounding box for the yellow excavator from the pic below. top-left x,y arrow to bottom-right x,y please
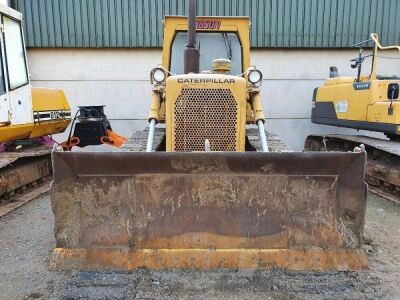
311,33 -> 399,140
0,4 -> 125,200
50,0 -> 368,271
306,33 -> 400,201
0,4 -> 70,200
0,4 -> 71,144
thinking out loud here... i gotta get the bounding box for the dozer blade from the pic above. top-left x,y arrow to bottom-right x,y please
50,151 -> 368,271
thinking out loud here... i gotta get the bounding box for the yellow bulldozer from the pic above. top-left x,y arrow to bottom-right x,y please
50,0 -> 368,271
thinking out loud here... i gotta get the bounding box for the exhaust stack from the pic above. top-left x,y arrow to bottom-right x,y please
184,0 -> 199,74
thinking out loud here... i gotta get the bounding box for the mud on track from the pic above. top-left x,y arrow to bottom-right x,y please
0,193 -> 399,299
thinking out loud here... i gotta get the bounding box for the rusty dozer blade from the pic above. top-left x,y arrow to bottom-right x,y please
50,151 -> 368,271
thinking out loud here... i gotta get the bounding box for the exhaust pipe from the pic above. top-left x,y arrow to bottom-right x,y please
184,0 -> 199,74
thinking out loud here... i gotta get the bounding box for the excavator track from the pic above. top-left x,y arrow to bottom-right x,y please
120,127 -> 290,152
0,146 -> 52,202
305,134 -> 400,204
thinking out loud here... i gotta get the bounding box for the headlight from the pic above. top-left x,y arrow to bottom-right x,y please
151,68 -> 166,83
248,69 -> 263,84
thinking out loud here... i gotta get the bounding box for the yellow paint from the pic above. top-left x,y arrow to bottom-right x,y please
162,16 -> 251,71
367,102 -> 400,124
315,33 -> 400,132
29,119 -> 71,139
147,90 -> 162,122
317,79 -> 400,125
31,87 -> 70,112
50,247 -> 368,271
0,87 -> 71,143
165,74 -> 248,151
251,93 -> 265,122
0,123 -> 34,142
150,15 -> 264,152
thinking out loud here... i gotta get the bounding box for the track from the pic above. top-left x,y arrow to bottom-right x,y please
305,134 -> 400,204
0,179 -> 50,217
0,145 -> 52,201
120,126 -> 289,152
0,145 -> 53,217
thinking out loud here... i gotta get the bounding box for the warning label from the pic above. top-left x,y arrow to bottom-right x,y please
335,101 -> 348,113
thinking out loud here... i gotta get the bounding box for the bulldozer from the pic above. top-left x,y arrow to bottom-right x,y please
50,0 -> 368,271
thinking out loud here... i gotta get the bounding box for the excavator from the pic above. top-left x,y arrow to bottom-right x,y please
306,33 -> 400,201
50,0 -> 368,271
0,4 -> 125,200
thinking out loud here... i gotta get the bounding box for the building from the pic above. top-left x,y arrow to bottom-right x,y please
12,0 -> 400,149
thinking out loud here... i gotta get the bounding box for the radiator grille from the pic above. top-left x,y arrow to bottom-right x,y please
174,88 -> 237,151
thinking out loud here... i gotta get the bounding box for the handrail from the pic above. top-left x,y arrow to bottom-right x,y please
369,33 -> 400,80
370,33 -> 400,53
351,38 -> 373,48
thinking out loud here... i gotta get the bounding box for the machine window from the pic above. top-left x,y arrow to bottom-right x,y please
170,32 -> 242,75
3,16 -> 28,90
0,40 -> 6,95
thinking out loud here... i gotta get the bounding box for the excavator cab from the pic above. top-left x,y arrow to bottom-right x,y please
0,4 -> 71,143
50,0 -> 368,271
0,4 -> 124,149
0,4 -> 128,201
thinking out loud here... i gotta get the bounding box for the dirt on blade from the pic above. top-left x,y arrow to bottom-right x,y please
0,193 -> 399,299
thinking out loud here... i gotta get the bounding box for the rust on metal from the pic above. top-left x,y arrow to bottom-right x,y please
0,145 -> 52,168
367,160 -> 400,188
50,151 -> 367,270
1,147 -> 52,198
0,182 -> 50,217
50,248 -> 368,271
305,134 -> 400,200
174,88 -> 238,151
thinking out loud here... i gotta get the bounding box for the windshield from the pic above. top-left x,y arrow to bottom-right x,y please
170,32 -> 242,75
3,16 -> 28,90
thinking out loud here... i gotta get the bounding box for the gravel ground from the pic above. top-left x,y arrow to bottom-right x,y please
0,193 -> 399,299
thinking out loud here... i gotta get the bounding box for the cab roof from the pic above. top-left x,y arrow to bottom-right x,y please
0,4 -> 23,22
163,15 -> 250,28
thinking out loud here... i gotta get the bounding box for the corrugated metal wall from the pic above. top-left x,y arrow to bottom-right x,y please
13,0 -> 400,48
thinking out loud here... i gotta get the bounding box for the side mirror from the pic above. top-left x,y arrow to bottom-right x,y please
388,83 -> 399,100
